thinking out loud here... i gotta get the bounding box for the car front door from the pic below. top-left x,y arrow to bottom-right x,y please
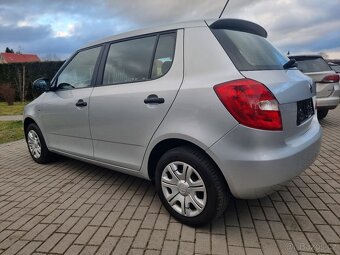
40,46 -> 102,158
89,30 -> 183,170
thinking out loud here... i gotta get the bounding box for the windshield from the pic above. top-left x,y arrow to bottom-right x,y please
291,57 -> 332,73
211,29 -> 288,71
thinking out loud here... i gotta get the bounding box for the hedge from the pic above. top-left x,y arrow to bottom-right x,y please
0,61 -> 64,101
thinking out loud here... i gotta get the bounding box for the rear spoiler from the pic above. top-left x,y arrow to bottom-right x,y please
208,19 -> 268,38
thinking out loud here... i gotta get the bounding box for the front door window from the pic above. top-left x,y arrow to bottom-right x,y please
57,47 -> 101,90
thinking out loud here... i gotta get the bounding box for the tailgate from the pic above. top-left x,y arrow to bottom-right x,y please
305,71 -> 337,98
241,69 -> 316,138
209,25 -> 316,137
241,70 -> 315,104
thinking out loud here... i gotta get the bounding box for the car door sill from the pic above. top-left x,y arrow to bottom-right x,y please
49,148 -> 146,179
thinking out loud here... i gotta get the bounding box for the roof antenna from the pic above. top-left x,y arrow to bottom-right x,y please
219,0 -> 231,19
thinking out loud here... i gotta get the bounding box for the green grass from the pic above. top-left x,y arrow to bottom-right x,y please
0,121 -> 24,144
0,102 -> 27,116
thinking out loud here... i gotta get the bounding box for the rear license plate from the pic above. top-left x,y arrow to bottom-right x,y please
297,98 -> 314,125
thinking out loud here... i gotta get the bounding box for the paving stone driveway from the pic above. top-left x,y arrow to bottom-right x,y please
0,108 -> 339,255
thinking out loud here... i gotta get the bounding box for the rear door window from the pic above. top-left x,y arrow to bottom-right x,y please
103,36 -> 157,85
211,29 -> 288,71
292,57 -> 332,73
151,33 -> 176,79
102,32 -> 177,85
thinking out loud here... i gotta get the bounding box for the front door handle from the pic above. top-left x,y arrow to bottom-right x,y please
144,94 -> 165,104
76,99 -> 87,107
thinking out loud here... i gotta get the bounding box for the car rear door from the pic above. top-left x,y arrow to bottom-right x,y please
89,30 -> 183,170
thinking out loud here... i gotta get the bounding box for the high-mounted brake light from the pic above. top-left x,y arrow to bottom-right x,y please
214,79 -> 282,131
321,74 -> 339,83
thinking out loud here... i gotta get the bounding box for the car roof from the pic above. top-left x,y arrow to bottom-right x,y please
84,19 -> 208,49
84,18 -> 267,49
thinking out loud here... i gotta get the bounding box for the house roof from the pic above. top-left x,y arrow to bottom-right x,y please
0,52 -> 40,63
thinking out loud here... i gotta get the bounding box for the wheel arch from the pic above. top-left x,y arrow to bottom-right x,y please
147,138 -> 229,190
23,117 -> 37,138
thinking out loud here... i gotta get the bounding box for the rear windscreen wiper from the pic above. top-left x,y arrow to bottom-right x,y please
283,59 -> 297,69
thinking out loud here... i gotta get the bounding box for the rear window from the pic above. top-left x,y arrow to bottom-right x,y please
211,29 -> 288,71
331,65 -> 340,73
292,57 -> 332,73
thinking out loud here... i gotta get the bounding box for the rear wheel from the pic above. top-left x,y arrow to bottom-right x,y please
155,146 -> 229,227
26,123 -> 54,164
317,109 -> 328,120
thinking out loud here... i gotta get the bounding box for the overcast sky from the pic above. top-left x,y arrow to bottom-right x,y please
1,0 -> 339,60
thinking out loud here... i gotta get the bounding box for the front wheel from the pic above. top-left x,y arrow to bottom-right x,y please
26,123 -> 54,164
155,146 -> 229,227
317,109 -> 328,120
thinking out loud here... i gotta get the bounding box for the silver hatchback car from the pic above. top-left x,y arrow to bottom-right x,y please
288,54 -> 340,120
24,19 -> 322,226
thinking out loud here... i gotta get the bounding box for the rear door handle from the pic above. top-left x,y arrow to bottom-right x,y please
144,94 -> 165,104
76,99 -> 87,107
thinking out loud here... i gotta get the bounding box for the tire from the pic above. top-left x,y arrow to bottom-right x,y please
317,109 -> 328,120
25,123 -> 54,164
155,146 -> 229,227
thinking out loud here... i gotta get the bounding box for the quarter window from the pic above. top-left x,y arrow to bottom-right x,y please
57,47 -> 101,90
103,36 -> 157,85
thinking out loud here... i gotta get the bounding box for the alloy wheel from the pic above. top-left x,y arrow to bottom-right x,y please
27,130 -> 41,159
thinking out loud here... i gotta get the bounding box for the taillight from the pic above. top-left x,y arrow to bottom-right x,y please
214,79 -> 282,131
321,74 -> 339,83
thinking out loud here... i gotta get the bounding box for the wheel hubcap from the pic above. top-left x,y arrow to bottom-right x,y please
27,130 -> 41,159
161,161 -> 207,217
177,181 -> 190,196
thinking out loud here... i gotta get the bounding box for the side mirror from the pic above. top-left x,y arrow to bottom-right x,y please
32,78 -> 50,96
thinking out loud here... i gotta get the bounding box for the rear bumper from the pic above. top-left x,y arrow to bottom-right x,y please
317,83 -> 340,109
207,118 -> 322,199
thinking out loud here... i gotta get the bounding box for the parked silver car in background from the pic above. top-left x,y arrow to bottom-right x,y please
329,62 -> 340,74
24,19 -> 322,226
289,54 -> 340,120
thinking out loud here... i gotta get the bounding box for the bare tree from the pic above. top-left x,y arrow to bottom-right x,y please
43,53 -> 60,61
